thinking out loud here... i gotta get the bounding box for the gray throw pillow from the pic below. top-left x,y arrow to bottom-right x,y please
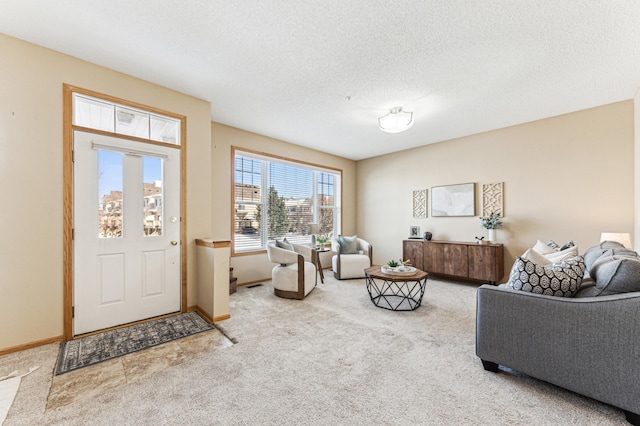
590,255 -> 640,296
275,238 -> 293,251
583,241 -> 625,271
506,256 -> 585,298
338,235 -> 358,254
587,248 -> 637,280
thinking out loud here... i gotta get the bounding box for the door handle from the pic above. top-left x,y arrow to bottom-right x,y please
170,240 -> 178,246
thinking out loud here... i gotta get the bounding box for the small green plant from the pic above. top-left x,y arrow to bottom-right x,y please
316,236 -> 329,245
387,259 -> 400,268
480,212 -> 503,230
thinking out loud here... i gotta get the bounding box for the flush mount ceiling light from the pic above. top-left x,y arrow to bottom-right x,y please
378,106 -> 414,133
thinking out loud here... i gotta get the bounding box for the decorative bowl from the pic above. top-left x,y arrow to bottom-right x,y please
380,265 -> 417,276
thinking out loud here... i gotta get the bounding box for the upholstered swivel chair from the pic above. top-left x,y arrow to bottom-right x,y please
331,236 -> 372,280
266,242 -> 317,299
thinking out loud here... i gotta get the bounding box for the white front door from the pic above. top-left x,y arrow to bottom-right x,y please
73,131 -> 181,335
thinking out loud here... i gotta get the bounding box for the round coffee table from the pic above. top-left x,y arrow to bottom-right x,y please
364,266 -> 428,311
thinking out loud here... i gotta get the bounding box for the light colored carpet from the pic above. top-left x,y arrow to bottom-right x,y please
0,377 -> 20,424
0,274 -> 628,425
0,367 -> 38,425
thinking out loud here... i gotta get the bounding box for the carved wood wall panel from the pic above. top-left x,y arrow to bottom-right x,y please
482,182 -> 503,217
413,189 -> 427,218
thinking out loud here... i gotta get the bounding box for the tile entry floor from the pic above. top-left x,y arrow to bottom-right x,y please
46,327 -> 233,410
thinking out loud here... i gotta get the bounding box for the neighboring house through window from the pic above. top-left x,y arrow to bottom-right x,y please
233,148 -> 341,254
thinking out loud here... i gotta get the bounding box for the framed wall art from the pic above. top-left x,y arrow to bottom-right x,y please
431,183 -> 476,217
412,189 -> 427,218
482,182 -> 504,217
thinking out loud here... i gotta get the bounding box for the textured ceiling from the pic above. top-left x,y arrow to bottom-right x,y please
2,1 -> 640,160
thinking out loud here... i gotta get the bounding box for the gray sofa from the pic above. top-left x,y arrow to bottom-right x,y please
476,241 -> 640,425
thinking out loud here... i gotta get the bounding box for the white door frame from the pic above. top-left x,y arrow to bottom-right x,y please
63,84 -> 187,339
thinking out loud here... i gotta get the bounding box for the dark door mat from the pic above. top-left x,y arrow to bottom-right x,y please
56,312 -> 213,375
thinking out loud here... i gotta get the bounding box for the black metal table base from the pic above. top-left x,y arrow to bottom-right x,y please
365,275 -> 428,311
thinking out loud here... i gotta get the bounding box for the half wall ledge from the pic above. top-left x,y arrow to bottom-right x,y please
196,239 -> 231,323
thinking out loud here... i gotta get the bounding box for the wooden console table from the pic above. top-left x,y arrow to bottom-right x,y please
403,240 -> 504,284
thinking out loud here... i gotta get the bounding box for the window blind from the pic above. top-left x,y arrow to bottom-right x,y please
233,151 -> 340,253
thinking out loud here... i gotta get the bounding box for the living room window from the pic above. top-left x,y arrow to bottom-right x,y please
233,149 -> 341,254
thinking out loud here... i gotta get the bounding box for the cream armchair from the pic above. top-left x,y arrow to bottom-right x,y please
266,242 -> 317,299
331,236 -> 372,280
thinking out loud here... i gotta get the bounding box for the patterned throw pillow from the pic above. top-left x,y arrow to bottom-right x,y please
560,240 -> 575,251
546,239 -> 575,251
507,256 -> 586,297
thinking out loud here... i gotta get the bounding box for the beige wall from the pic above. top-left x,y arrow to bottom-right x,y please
210,123 -> 357,284
1,30 -> 636,351
357,101 -> 634,282
0,34 -> 212,351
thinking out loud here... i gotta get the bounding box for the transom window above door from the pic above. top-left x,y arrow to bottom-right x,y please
73,93 -> 181,145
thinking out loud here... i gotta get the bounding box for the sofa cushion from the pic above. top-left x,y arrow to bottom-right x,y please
574,283 -> 599,298
506,256 -> 585,297
574,276 -> 596,296
332,253 -> 370,279
338,235 -> 358,254
583,241 -> 626,271
590,254 -> 640,296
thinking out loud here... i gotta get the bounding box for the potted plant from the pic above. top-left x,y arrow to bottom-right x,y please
316,236 -> 329,249
479,212 -> 502,242
387,259 -> 410,271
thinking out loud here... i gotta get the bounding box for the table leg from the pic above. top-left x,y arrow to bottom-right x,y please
317,252 -> 325,283
365,274 -> 428,311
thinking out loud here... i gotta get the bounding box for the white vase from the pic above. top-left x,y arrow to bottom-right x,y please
488,229 -> 496,243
